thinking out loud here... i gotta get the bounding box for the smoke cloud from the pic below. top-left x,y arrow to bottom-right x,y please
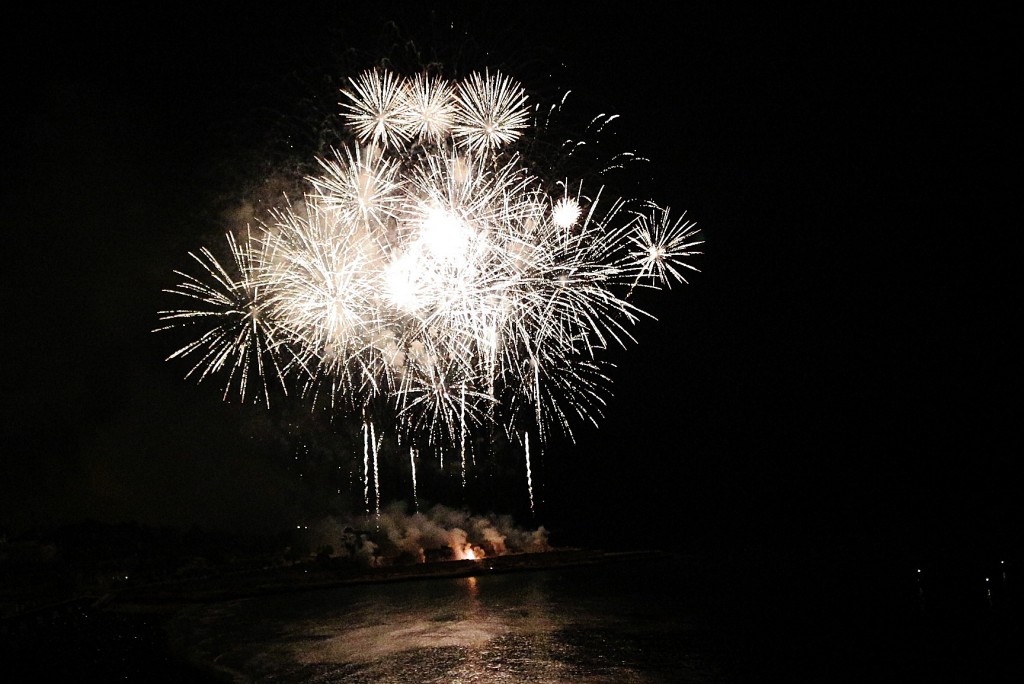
308,502 -> 550,566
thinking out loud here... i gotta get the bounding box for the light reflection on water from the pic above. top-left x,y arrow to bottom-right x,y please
172,558 -> 721,683
168,553 -> 1022,683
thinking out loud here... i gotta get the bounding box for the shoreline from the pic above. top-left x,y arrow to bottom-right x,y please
104,547 -> 671,610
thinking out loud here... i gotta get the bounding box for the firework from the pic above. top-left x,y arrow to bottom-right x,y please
400,73 -> 457,143
628,202 -> 703,291
156,229 -> 288,407
159,66 -> 702,504
340,68 -> 414,149
452,69 -> 531,153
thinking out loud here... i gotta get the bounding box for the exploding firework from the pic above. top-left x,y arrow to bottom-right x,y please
158,65 -> 702,511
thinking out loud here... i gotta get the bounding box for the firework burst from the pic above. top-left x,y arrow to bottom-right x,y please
156,230 -> 288,408
452,69 -> 531,153
400,73 -> 457,143
159,64 -> 703,509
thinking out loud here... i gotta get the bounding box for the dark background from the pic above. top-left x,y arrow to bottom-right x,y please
2,4 -> 1015,566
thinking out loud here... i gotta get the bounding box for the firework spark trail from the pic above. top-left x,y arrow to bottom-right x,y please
524,431 -> 534,515
371,420 -> 380,521
460,382 -> 467,489
362,420 -> 370,514
410,446 -> 418,512
160,65 -> 702,508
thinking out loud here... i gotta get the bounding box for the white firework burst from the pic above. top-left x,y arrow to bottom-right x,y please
261,204 -> 385,399
551,195 -> 582,228
400,73 -> 457,143
156,230 -> 287,407
306,145 -> 403,230
161,62 -> 702,500
452,69 -> 531,153
628,203 -> 704,289
340,68 -> 414,149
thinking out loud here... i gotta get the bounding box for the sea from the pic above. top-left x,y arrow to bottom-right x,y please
4,548 -> 1019,682
163,550 -> 1021,683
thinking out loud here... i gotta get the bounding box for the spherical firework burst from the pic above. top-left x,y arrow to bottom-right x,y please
158,65 -> 703,510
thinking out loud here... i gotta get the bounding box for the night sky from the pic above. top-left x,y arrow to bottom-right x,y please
3,5 -> 1015,560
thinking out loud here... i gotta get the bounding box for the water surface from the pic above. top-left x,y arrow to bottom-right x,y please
170,551 -> 1022,683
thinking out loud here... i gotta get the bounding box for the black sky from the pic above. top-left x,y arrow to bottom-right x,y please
2,5 -> 1016,558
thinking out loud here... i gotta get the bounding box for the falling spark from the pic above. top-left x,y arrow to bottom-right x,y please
362,420 -> 371,514
410,446 -> 418,512
460,382 -> 467,489
524,431 -> 534,515
371,420 -> 380,520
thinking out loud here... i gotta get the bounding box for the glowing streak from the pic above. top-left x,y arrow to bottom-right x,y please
362,420 -> 370,514
371,420 -> 380,520
460,382 -> 467,489
410,446 -> 418,512
524,431 -> 534,515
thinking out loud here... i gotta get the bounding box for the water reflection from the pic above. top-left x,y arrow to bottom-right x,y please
175,560 -> 717,683
169,554 -> 1021,683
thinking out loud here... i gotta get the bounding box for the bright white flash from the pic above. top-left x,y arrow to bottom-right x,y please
383,252 -> 423,313
552,197 -> 582,228
419,205 -> 473,262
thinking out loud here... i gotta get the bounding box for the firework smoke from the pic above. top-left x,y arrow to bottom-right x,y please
309,502 -> 550,567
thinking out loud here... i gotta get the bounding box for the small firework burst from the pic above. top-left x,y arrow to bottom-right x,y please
340,68 -> 414,149
629,203 -> 704,289
452,69 -> 531,154
157,230 -> 287,407
400,73 -> 457,143
551,196 -> 582,228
